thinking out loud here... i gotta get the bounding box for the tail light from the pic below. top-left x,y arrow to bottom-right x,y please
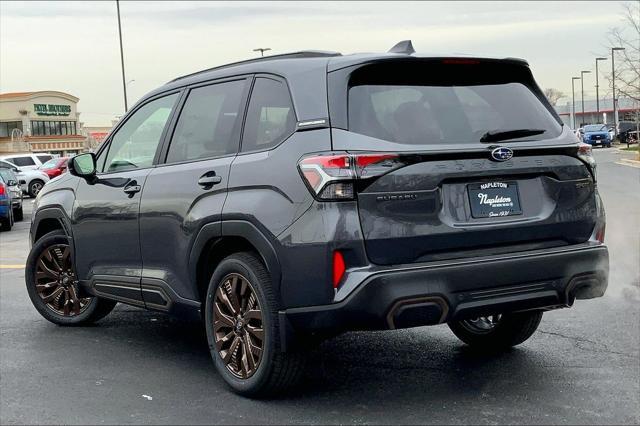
298,152 -> 403,200
0,184 -> 5,196
595,224 -> 606,243
577,143 -> 597,182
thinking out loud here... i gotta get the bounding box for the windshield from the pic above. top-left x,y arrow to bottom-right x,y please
0,169 -> 17,184
584,124 -> 607,132
346,61 -> 562,146
40,158 -> 61,169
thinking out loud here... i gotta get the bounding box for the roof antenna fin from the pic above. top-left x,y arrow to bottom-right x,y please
388,40 -> 415,55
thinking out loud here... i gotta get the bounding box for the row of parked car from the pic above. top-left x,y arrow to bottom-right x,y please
0,153 -> 71,231
574,121 -> 639,147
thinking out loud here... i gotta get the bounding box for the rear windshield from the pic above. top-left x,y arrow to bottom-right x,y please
347,61 -> 562,146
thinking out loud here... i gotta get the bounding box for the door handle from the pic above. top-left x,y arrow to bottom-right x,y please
198,172 -> 222,188
123,183 -> 141,195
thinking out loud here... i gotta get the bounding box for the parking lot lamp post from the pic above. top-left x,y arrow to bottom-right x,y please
253,48 -> 271,57
611,47 -> 625,142
116,0 -> 128,112
572,77 -> 581,129
595,57 -> 607,114
580,70 -> 591,127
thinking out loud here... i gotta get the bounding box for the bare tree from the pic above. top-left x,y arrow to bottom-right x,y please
604,1 -> 640,102
543,88 -> 565,105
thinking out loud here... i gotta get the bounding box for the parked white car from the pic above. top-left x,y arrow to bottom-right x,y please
0,159 -> 50,197
0,153 -> 54,171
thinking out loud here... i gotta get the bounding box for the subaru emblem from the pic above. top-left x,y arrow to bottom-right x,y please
490,147 -> 513,162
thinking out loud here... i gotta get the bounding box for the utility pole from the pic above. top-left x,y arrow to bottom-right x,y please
595,57 -> 607,115
611,47 -> 625,142
117,0 -> 128,112
572,77 -> 581,129
253,47 -> 271,57
580,70 -> 591,127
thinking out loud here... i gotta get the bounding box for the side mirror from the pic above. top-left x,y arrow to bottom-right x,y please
69,153 -> 97,179
7,180 -> 17,187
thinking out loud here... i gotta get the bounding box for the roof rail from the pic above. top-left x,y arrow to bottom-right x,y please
168,50 -> 342,83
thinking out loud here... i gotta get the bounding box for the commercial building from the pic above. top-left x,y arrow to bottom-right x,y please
555,96 -> 639,129
0,91 -> 88,156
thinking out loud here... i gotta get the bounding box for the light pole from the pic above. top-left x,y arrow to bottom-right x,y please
253,47 -> 271,57
116,0 -> 128,112
580,70 -> 591,127
611,47 -> 625,141
595,57 -> 607,115
572,77 -> 581,129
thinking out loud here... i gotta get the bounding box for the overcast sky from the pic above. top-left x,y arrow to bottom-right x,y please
0,1 -> 631,125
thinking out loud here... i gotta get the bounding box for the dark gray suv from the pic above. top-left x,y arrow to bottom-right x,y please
26,42 -> 609,396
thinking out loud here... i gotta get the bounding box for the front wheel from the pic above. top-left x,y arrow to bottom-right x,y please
204,252 -> 305,397
25,230 -> 117,325
448,311 -> 543,350
13,206 -> 23,221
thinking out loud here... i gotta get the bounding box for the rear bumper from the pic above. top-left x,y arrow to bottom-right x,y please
281,244 -> 608,339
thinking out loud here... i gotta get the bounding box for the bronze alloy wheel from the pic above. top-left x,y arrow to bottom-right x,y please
460,315 -> 502,333
213,273 -> 264,379
35,243 -> 91,316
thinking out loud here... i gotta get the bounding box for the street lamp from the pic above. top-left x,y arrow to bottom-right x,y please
116,0 -> 129,112
595,57 -> 607,114
580,70 -> 591,127
253,47 -> 271,57
611,47 -> 625,140
572,77 -> 581,129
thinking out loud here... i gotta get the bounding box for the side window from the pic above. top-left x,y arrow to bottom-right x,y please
102,93 -> 178,173
241,78 -> 296,153
37,155 -> 52,163
9,157 -> 36,167
166,80 -> 245,163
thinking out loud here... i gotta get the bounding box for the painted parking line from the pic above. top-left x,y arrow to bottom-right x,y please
0,265 -> 25,269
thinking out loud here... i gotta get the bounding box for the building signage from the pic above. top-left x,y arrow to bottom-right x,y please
33,103 -> 71,116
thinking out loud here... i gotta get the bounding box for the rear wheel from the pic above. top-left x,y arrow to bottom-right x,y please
204,252 -> 305,397
25,230 -> 117,325
448,311 -> 543,350
1,209 -> 13,231
29,179 -> 44,198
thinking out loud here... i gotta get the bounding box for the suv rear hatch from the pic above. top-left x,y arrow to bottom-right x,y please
327,58 -> 598,265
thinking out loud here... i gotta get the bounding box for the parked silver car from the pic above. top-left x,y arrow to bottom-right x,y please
0,159 -> 50,197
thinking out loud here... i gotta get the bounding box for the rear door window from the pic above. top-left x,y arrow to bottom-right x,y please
166,79 -> 246,163
241,77 -> 296,153
347,61 -> 562,147
37,155 -> 53,163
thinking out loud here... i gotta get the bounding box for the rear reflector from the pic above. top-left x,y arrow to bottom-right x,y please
332,251 -> 346,289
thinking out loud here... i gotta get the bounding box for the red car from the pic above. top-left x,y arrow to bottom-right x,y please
38,157 -> 69,178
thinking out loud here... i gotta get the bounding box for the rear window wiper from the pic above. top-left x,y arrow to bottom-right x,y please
480,129 -> 546,143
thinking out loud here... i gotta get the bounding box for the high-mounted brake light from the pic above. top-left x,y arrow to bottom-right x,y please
298,152 -> 402,200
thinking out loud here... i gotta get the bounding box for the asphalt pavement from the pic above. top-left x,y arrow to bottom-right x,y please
1,148 -> 638,425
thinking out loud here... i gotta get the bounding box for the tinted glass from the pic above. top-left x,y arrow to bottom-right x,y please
0,169 -> 17,183
37,155 -> 52,163
241,78 -> 296,152
103,94 -> 178,173
9,157 -> 36,167
40,158 -> 59,169
347,62 -> 562,147
167,80 -> 245,163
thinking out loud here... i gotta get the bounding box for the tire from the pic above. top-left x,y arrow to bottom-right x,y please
25,230 -> 117,326
0,216 -> 11,231
204,252 -> 305,397
448,311 -> 543,350
13,206 -> 23,221
28,179 -> 44,198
